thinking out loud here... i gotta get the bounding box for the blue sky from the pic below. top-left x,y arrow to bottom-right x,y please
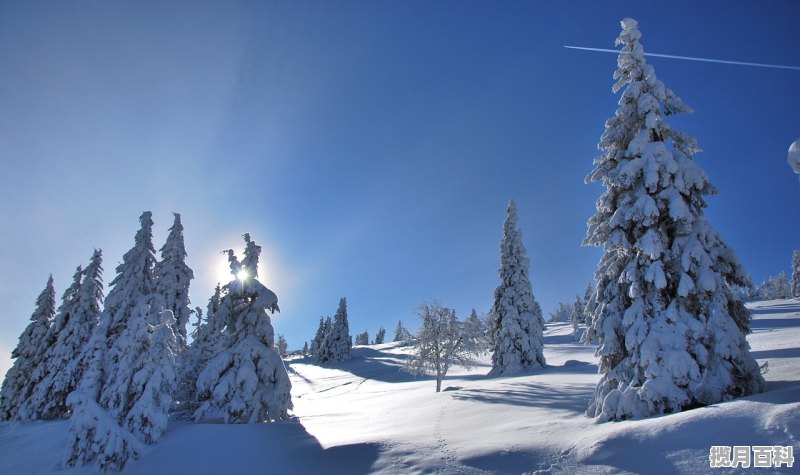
1,1 -> 798,379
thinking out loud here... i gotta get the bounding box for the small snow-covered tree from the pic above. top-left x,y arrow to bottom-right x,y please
374,327 -> 386,345
792,250 -> 800,298
463,309 -> 489,351
154,213 -> 194,350
583,19 -> 764,421
64,391 -> 142,472
302,341 -> 309,356
0,274 -> 56,420
319,298 -> 351,362
24,251 -> 104,420
355,331 -> 369,346
758,273 -> 790,300
548,303 -> 572,323
394,320 -> 412,343
315,317 -> 334,362
310,317 -> 325,358
488,200 -> 546,376
775,272 -> 790,299
406,302 -> 480,392
193,234 -> 291,423
277,334 -> 288,357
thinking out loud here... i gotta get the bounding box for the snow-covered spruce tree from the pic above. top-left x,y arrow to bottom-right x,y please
176,284 -> 223,416
277,334 -> 288,357
123,309 -> 178,444
315,316 -> 334,362
488,200 -> 546,376
23,251 -> 104,420
355,331 -> 369,346
66,212 -> 175,471
320,298 -> 351,362
406,302 -> 480,392
0,274 -> 56,420
583,19 -> 765,421
374,327 -> 386,345
464,308 -> 489,351
154,212 -> 194,350
310,316 -> 325,358
775,272 -> 790,299
792,250 -> 800,298
302,341 -> 309,356
394,320 -> 412,343
193,234 -> 291,423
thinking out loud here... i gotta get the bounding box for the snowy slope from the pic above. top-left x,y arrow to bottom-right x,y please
1,299 -> 798,474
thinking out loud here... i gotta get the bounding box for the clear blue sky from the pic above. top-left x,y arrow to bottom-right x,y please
1,1 -> 798,379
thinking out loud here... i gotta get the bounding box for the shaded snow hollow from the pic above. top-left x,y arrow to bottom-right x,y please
1,299 -> 798,474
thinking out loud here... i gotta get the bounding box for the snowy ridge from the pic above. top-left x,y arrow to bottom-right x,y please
0,299 -> 797,474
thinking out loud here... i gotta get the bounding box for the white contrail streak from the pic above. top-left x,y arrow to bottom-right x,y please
564,45 -> 800,71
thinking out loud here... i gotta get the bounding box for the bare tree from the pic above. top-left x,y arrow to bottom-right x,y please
405,301 -> 480,392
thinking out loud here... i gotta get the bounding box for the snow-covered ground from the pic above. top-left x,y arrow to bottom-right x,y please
1,299 -> 798,474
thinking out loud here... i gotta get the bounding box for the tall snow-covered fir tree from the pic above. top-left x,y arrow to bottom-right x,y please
23,250 -> 104,420
154,213 -> 194,350
488,200 -> 546,376
0,274 -> 56,420
792,250 -> 800,298
583,18 -> 765,421
176,283 -> 223,414
320,298 -> 351,362
66,212 -> 177,471
193,234 -> 291,423
310,316 -> 326,359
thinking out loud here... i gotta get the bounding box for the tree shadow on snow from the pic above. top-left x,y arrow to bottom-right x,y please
750,347 -> 800,360
128,419 -> 382,475
749,317 -> 800,330
451,380 -> 595,415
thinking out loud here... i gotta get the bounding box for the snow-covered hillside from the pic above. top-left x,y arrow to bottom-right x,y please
1,299 -> 798,474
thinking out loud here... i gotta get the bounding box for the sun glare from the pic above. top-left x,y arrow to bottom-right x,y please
236,269 -> 249,281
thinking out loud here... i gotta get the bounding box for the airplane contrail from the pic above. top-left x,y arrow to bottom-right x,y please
564,45 -> 800,71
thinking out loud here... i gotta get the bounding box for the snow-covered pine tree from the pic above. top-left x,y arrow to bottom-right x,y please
302,341 -> 309,356
0,274 -> 56,420
775,272 -> 790,299
355,331 -> 369,346
792,250 -> 800,298
488,200 -> 546,376
320,298 -> 351,362
463,308 -> 488,351
583,19 -> 765,421
374,327 -> 386,345
176,284 -> 223,416
310,316 -> 325,358
193,234 -> 291,423
406,302 -> 480,392
394,320 -> 411,343
315,316 -> 334,362
277,334 -> 288,357
123,309 -> 177,444
154,213 -> 194,350
66,212 -> 175,471
23,251 -> 104,420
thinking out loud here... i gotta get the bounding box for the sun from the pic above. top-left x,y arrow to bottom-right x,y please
236,269 -> 249,281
